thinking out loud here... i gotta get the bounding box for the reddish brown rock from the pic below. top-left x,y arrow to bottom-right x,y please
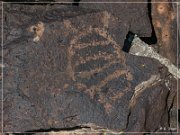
151,1 -> 179,131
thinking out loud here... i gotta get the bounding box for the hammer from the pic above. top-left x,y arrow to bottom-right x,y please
122,32 -> 180,79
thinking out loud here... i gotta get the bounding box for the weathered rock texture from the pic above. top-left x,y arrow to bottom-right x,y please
176,1 -> 180,132
152,0 -> 178,65
80,0 -> 152,38
1,1 -> 178,134
151,0 -> 179,131
0,2 -> 2,133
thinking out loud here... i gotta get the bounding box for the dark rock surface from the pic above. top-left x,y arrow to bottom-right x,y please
2,2 -> 176,133
80,0 -> 152,37
0,2 -> 2,133
178,1 -> 180,112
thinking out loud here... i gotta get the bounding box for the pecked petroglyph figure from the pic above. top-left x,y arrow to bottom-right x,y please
24,12 -> 130,93
4,10 -> 163,132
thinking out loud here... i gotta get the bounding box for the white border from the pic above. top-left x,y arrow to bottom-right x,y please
1,1 -> 179,134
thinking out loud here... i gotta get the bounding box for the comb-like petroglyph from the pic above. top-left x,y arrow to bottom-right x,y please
70,25 -> 131,96
3,3 -> 173,133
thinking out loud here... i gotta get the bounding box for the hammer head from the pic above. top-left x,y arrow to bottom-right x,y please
122,31 -> 151,57
122,31 -> 135,53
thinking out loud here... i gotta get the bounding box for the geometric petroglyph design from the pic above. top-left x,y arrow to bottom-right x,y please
14,11 -> 133,114
62,13 -> 133,113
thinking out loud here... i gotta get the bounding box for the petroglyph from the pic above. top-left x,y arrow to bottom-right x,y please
101,11 -> 111,28
68,26 -> 132,94
4,5 -> 166,132
29,22 -> 45,42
